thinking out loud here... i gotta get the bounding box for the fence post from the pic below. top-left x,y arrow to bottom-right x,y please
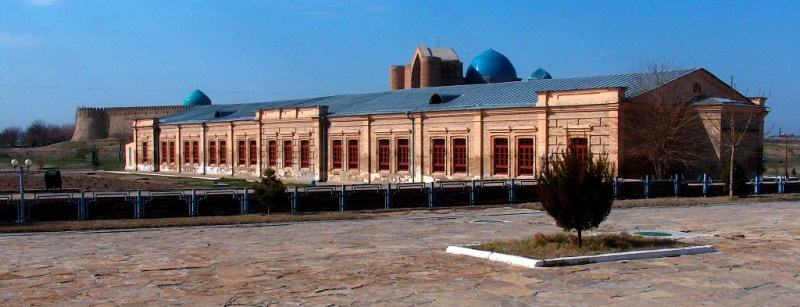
673,174 -> 681,197
753,176 -> 761,195
191,189 -> 198,217
339,185 -> 346,212
291,186 -> 299,213
778,177 -> 785,194
470,180 -> 477,206
644,175 -> 651,199
79,191 -> 87,220
241,187 -> 249,214
385,183 -> 392,210
134,190 -> 143,218
508,179 -> 516,203
612,177 -> 619,199
702,173 -> 709,197
428,182 -> 436,208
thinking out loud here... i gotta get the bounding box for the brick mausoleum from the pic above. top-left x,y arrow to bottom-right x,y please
125,45 -> 767,183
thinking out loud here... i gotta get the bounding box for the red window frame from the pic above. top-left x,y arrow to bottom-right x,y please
378,139 -> 390,171
238,140 -> 246,166
142,142 -> 149,163
300,140 -> 310,168
569,138 -> 589,161
396,139 -> 409,172
169,141 -> 175,163
268,140 -> 277,167
249,140 -> 257,166
452,138 -> 467,174
208,141 -> 217,165
332,140 -> 342,170
219,141 -> 227,165
283,140 -> 293,167
192,141 -> 199,164
518,138 -> 534,176
348,139 -> 359,170
432,138 -> 446,173
493,138 -> 508,175
183,141 -> 190,164
161,141 -> 168,163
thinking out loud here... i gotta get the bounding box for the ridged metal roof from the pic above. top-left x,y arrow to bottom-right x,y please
158,68 -> 699,125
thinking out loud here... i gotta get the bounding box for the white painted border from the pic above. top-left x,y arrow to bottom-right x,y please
445,245 -> 715,267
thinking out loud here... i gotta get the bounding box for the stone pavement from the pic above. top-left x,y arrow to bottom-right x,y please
1,202 -> 799,306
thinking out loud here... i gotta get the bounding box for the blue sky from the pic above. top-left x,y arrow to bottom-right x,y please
1,0 -> 798,133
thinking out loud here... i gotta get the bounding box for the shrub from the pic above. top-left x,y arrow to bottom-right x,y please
721,162 -> 748,196
253,168 -> 287,214
538,147 -> 614,247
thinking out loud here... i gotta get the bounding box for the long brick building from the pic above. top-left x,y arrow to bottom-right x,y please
125,46 -> 767,183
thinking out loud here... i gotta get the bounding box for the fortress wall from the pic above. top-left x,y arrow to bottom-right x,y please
72,105 -> 188,141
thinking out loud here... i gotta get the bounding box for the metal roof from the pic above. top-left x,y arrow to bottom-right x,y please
157,68 -> 699,125
693,96 -> 756,107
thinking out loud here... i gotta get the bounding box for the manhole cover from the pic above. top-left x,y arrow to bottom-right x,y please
472,219 -> 506,224
635,231 -> 673,237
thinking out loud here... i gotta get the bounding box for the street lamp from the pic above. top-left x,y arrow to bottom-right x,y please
781,132 -> 789,179
10,158 -> 32,224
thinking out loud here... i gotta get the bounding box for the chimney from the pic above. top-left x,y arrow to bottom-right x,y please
749,97 -> 767,106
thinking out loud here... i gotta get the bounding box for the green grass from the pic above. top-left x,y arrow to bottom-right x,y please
473,232 -> 690,259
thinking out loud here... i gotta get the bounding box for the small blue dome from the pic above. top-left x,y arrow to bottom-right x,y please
465,48 -> 518,83
529,68 -> 552,80
183,89 -> 211,107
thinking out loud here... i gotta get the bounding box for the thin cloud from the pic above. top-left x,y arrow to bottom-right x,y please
0,32 -> 44,47
21,0 -> 58,6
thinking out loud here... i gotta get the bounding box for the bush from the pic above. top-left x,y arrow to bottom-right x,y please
721,162 -> 748,196
538,147 -> 614,247
253,168 -> 287,214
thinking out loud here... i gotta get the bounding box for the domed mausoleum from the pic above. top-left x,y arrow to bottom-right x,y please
465,49 -> 519,84
183,89 -> 212,107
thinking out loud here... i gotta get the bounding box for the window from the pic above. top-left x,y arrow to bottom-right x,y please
209,141 -> 217,164
183,141 -> 190,164
378,139 -> 390,171
219,141 -> 227,164
432,139 -> 445,173
569,138 -> 589,161
161,141 -> 168,163
493,138 -> 508,175
283,140 -> 293,167
452,138 -> 467,174
169,141 -> 175,163
142,142 -> 149,163
192,141 -> 199,163
332,140 -> 342,170
238,140 -> 246,166
348,140 -> 359,170
268,140 -> 277,167
396,139 -> 409,172
249,140 -> 257,166
300,140 -> 310,168
518,138 -> 534,175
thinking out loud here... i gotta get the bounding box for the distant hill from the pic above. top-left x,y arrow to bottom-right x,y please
764,136 -> 800,176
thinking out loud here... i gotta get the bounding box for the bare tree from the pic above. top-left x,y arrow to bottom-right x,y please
0,126 -> 22,148
621,62 -> 707,178
22,120 -> 75,147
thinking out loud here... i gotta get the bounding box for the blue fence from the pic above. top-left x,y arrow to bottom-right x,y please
1,175 -> 798,224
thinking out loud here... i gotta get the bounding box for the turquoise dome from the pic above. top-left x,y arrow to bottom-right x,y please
183,89 -> 211,107
529,68 -> 552,80
465,48 -> 518,83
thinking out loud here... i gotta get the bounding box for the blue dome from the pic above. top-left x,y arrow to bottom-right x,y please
183,89 -> 211,107
465,48 -> 518,83
529,68 -> 552,80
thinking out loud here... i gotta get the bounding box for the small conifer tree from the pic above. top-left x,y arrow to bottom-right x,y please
538,147 -> 614,247
253,168 -> 287,214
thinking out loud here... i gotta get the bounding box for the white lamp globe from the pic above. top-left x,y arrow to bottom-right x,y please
24,159 -> 32,167
10,159 -> 19,168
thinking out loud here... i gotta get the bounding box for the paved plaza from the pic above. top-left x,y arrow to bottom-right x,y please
1,201 -> 799,306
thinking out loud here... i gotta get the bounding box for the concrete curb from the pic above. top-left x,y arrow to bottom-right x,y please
445,245 -> 716,268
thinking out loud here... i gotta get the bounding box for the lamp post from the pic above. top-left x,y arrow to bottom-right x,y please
781,132 -> 789,179
11,158 -> 32,224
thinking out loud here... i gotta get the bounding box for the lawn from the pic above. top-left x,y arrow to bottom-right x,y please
473,232 -> 691,259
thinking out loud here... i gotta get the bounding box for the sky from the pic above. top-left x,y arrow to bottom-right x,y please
1,0 -> 798,133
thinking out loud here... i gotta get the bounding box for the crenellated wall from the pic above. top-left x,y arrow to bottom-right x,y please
73,105 -> 188,141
